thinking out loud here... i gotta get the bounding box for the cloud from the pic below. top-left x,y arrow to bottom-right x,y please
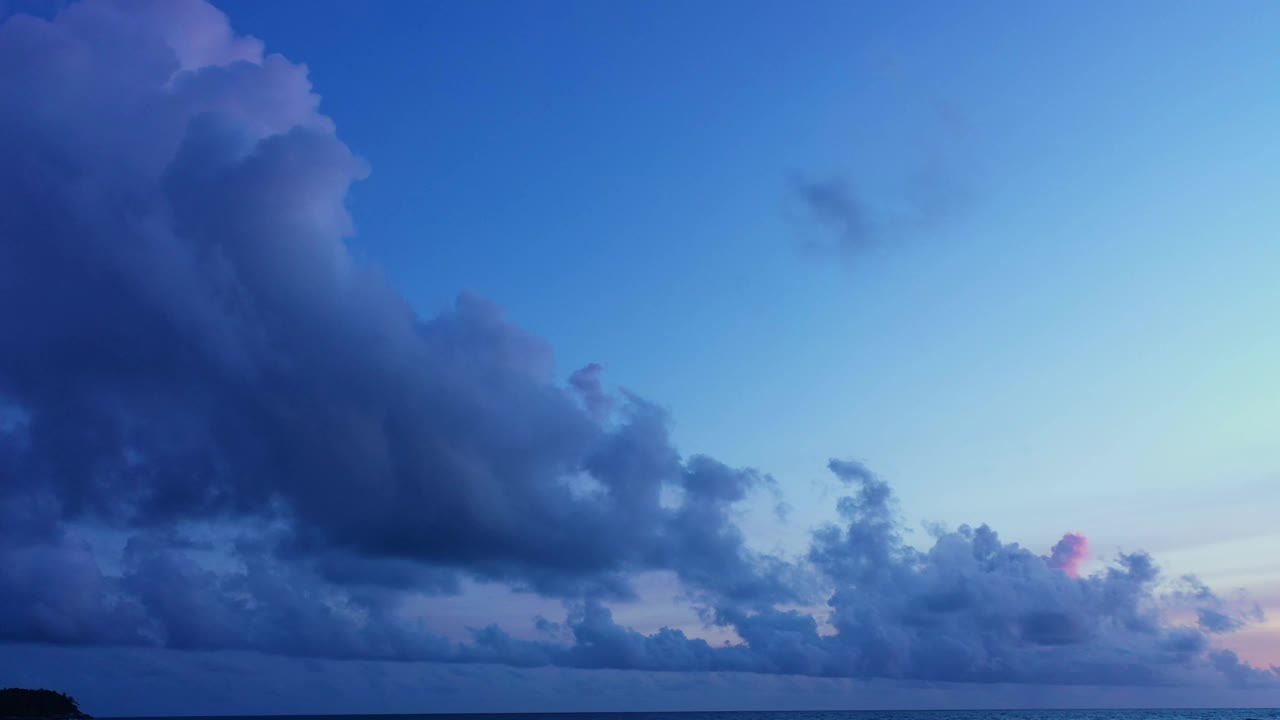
791,160 -> 967,258
568,363 -> 613,422
0,0 -> 786,605
1048,532 -> 1089,578
790,106 -> 969,259
7,643 -> 1277,717
792,177 -> 876,253
0,0 -> 1274,694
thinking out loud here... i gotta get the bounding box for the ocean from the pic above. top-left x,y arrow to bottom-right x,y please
105,710 -> 1280,720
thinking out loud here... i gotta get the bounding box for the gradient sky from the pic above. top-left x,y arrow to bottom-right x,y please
213,0 -> 1280,572
0,0 -> 1277,714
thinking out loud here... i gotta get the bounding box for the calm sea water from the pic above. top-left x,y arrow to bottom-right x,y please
110,710 -> 1280,720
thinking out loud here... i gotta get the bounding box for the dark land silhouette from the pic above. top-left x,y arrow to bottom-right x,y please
0,689 -> 90,719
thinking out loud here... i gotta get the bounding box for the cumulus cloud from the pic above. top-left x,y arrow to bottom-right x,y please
1048,532 -> 1089,578
0,0 -> 1274,692
568,363 -> 613,422
0,0 -> 785,606
13,643 -> 1277,717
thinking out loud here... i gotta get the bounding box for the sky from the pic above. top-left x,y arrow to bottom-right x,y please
0,0 -> 1277,715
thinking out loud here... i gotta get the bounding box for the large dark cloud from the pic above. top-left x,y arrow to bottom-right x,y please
0,0 -> 1274,691
0,0 -> 791,605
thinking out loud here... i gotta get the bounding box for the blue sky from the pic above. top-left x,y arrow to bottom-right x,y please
214,0 -> 1280,640
0,0 -> 1278,713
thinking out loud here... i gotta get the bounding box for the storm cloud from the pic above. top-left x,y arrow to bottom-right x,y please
0,0 -> 791,606
0,0 -> 1274,691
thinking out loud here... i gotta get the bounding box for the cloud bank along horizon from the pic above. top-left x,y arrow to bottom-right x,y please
0,0 -> 1274,689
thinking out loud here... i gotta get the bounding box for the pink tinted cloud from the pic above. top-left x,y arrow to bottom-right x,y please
1049,532 -> 1090,578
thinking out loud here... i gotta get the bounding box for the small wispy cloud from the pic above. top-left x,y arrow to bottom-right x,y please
790,158 -> 969,259
790,95 -> 973,260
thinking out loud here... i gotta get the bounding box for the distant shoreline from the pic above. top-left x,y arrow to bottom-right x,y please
0,689 -> 92,720
0,712 -> 92,717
